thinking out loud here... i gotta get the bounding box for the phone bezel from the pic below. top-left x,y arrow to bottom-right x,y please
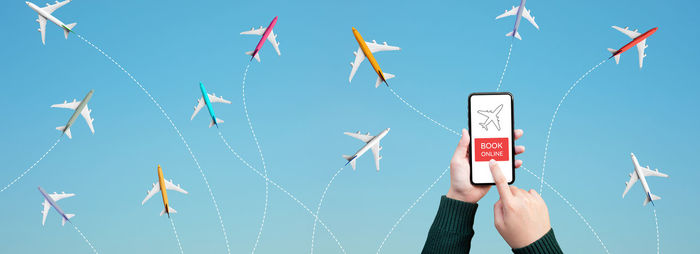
467,92 -> 516,186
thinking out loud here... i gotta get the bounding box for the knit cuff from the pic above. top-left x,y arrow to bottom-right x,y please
432,195 -> 479,233
512,229 -> 564,254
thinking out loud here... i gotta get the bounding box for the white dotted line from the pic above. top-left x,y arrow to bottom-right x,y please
74,33 -> 231,254
169,216 -> 185,254
72,223 -> 99,254
1,137 -> 62,193
522,167 -> 610,254
653,208 -> 660,254
376,166 -> 449,254
539,59 -> 608,193
310,166 -> 346,254
496,41 -> 514,91
241,63 -> 270,254
388,87 -> 459,136
217,131 -> 346,254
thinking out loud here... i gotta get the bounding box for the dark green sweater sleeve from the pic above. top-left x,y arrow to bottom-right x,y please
421,196 -> 478,254
422,196 -> 564,254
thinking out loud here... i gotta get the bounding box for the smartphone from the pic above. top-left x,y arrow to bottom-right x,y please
468,92 -> 515,185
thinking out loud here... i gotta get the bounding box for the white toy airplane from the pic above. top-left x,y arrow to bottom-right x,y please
51,90 -> 95,139
348,40 -> 400,88
39,189 -> 75,226
477,104 -> 503,131
609,26 -> 656,69
190,84 -> 231,128
26,0 -> 77,45
142,165 -> 189,216
495,0 -> 539,40
342,128 -> 390,171
240,16 -> 281,62
623,153 -> 669,206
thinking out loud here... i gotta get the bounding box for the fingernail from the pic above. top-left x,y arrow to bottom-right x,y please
489,159 -> 496,166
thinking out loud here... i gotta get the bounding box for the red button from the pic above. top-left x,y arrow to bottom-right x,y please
474,138 -> 509,161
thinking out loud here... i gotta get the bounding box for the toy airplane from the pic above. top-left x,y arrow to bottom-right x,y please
623,153 -> 668,206
349,27 -> 400,88
240,16 -> 281,62
191,83 -> 230,128
142,165 -> 188,217
607,26 -> 658,68
38,186 -> 75,226
51,90 -> 95,139
342,128 -> 390,171
495,0 -> 539,40
477,104 -> 503,131
26,0 -> 76,45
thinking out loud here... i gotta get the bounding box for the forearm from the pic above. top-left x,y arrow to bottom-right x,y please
421,196 -> 478,254
512,229 -> 563,254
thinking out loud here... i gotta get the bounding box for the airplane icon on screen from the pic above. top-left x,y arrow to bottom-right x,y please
478,104 -> 503,131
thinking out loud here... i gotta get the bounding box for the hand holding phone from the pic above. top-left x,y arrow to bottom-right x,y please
468,92 -> 515,185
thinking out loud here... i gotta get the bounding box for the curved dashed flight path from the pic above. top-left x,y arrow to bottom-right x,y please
0,137 -> 62,193
170,217 -> 185,254
496,41 -> 514,91
310,166 -> 346,254
539,59 -> 608,193
217,131 -> 347,254
240,63 -> 270,254
388,87 -> 459,136
74,33 -> 231,254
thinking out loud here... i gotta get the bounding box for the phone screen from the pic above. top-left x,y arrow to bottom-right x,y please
468,93 -> 515,185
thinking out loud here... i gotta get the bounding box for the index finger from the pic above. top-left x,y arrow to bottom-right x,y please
490,159 -> 512,202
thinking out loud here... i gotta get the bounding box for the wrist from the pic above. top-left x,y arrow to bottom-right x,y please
447,187 -> 481,203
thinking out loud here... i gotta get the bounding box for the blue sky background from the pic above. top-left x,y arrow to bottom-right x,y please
1,0 -> 698,253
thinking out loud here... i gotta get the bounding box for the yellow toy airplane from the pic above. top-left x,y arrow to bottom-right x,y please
141,165 -> 188,217
349,27 -> 401,87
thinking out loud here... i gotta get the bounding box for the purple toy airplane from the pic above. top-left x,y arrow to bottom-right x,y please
495,0 -> 540,40
38,186 -> 75,226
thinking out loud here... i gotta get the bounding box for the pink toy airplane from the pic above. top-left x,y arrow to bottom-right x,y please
240,16 -> 281,62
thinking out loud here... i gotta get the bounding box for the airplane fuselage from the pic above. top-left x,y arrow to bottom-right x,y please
612,27 -> 658,56
38,186 -> 70,222
26,1 -> 70,31
251,16 -> 278,60
631,153 -> 652,197
63,90 -> 93,134
350,128 -> 390,161
157,165 -> 170,216
511,0 -> 526,36
352,27 -> 387,84
199,83 -> 218,126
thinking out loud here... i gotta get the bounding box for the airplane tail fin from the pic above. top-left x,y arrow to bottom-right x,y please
644,193 -> 661,206
375,73 -> 395,88
209,118 -> 224,128
343,155 -> 357,170
160,207 -> 178,216
62,214 -> 75,226
63,23 -> 77,39
56,126 -> 72,139
506,31 -> 522,40
607,48 -> 620,64
246,51 -> 261,62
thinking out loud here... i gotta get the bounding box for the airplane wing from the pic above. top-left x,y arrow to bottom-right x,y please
344,131 -> 374,143
240,26 -> 266,36
521,8 -> 539,29
164,180 -> 188,194
207,93 -> 231,104
80,106 -> 95,133
636,39 -> 647,69
366,41 -> 400,53
371,142 -> 382,171
41,200 -> 51,225
349,48 -> 365,82
622,171 -> 638,198
642,167 -> 668,178
41,0 -> 71,14
37,15 -> 47,44
612,26 -> 642,39
267,30 -> 281,55
141,183 -> 160,205
49,193 -> 75,201
51,100 -> 80,110
495,6 -> 519,20
190,98 -> 205,120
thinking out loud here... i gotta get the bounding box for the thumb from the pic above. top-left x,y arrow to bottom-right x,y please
451,129 -> 470,161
